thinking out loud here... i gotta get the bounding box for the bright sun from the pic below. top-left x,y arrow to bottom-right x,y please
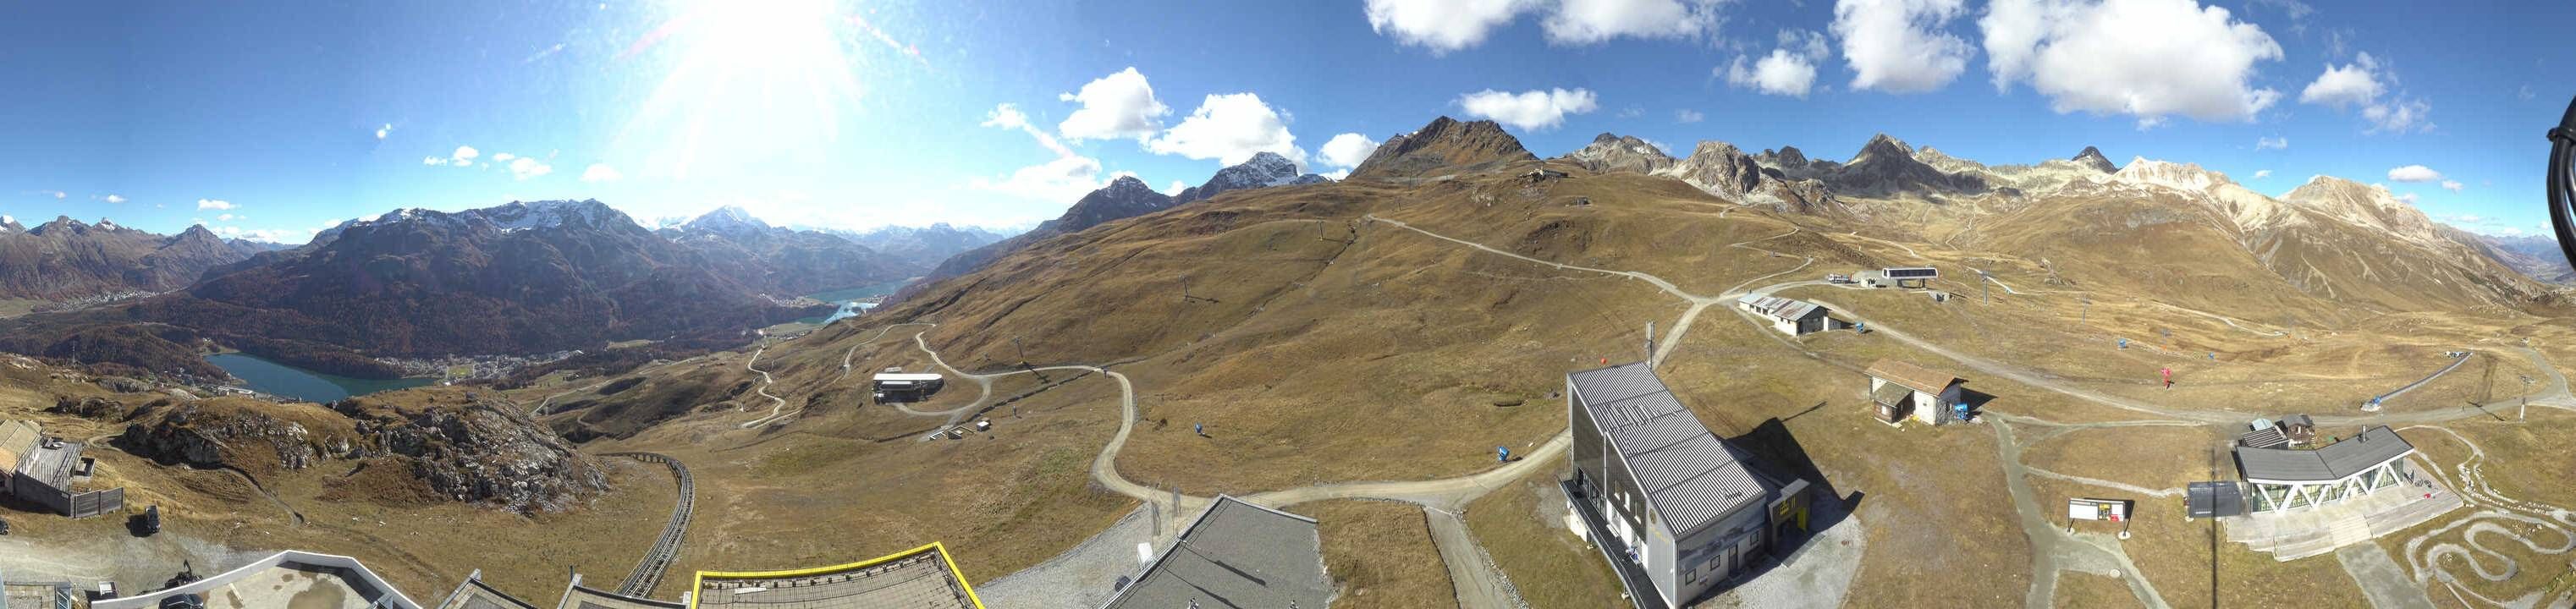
619,0 -> 870,180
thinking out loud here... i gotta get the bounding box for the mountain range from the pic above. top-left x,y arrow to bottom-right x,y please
0,200 -> 830,378
0,217 -> 273,300
656,206 -> 914,295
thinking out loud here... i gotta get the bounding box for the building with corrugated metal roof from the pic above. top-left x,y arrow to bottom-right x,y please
2233,425 -> 2418,513
1734,295 -> 1831,336
1562,363 -> 1812,609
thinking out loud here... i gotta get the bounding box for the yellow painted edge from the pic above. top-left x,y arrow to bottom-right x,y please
685,541 -> 984,608
934,541 -> 988,609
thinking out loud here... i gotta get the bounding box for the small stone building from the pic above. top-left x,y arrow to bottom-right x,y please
1863,359 -> 1966,426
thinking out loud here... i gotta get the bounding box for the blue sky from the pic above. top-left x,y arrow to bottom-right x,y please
0,0 -> 2567,243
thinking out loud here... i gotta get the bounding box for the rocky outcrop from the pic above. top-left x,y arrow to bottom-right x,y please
337,395 -> 607,513
118,400 -> 355,475
1348,117 -> 1538,180
1560,133 -> 1676,174
115,392 -> 605,513
1665,141 -> 1768,197
1175,151 -> 1326,204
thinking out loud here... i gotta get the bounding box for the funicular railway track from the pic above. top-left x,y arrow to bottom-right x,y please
606,452 -> 694,599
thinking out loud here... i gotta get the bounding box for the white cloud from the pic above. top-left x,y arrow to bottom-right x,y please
2361,98 -> 2431,134
1145,93 -> 1307,167
1363,0 -> 1537,54
196,199 -> 235,211
508,156 -> 553,180
1318,133 -> 1383,169
375,123 -> 393,140
1456,87 -> 1599,131
493,151 -> 518,162
44,190 -> 65,199
1543,0 -> 1723,46
2441,179 -> 2463,193
1727,28 -> 1834,98
1616,107 -> 1644,118
2298,55 -> 2383,108
1321,169 -> 1351,181
970,153 -> 1108,204
1363,0 -> 1723,52
581,163 -> 623,183
1980,0 -> 2283,123
2255,136 -> 2287,150
100,194 -> 127,203
1836,0 -> 1973,94
2386,165 -> 2441,182
2,215 -> 11,225
450,145 -> 480,167
1722,49 -> 1821,98
216,213 -> 237,222
1056,67 -> 1170,143
2252,169 -> 2272,178
1676,109 -> 1706,123
974,103 -> 1110,204
2294,51 -> 2434,134
1164,180 -> 1187,196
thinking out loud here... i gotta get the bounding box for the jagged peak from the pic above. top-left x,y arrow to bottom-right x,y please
2071,146 -> 2116,173
30,215 -> 87,234
1349,115 -> 1535,180
1104,174 -> 1153,193
1858,133 -> 1913,158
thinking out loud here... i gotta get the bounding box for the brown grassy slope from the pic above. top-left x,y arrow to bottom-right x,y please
1305,500 -> 1457,609
561,320 -> 1137,588
0,366 -> 676,602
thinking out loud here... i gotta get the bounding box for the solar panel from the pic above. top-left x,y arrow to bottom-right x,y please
1882,267 -> 1939,279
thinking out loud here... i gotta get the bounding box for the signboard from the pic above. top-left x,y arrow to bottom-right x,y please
2067,498 -> 2128,522
1883,267 -> 1940,279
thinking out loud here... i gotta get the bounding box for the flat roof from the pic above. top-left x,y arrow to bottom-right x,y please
872,373 -> 944,382
93,551 -> 421,609
436,573 -> 539,609
17,441 -> 82,491
1737,295 -> 1824,321
558,581 -> 685,609
1865,359 -> 1960,395
1101,496 -> 1329,609
2235,425 -> 2415,483
691,542 -> 982,609
1570,363 -> 1780,536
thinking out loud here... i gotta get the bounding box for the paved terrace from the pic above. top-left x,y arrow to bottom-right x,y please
691,543 -> 979,609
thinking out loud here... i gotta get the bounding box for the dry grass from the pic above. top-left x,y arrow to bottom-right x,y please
2054,572 -> 2141,608
1304,500 -> 1456,609
2022,424 -> 2226,493
1463,468 -> 1625,609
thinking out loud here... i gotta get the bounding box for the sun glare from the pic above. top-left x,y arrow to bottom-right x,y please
619,0 -> 871,180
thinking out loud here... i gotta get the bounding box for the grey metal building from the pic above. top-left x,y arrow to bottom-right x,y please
2233,425 -> 2417,513
1103,495 -> 1329,609
1563,363 -> 1811,609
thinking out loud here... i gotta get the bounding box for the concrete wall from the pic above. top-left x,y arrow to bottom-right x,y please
94,551 -> 422,609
